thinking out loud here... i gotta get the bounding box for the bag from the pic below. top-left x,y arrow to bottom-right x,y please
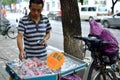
61,73 -> 82,80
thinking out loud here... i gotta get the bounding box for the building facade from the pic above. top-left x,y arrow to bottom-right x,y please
43,0 -> 60,12
43,0 -> 106,12
43,0 -> 120,14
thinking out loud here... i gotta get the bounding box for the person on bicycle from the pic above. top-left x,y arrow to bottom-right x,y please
89,20 -> 119,64
17,0 -> 52,61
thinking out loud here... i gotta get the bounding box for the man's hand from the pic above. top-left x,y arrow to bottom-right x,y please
37,40 -> 47,46
19,51 -> 26,61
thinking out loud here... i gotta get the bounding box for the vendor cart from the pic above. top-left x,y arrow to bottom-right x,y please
6,53 -> 87,80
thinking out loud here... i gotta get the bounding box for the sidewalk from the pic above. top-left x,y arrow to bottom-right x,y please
6,12 -> 24,24
0,35 -> 63,80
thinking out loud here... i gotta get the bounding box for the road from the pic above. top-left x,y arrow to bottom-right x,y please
47,20 -> 90,50
47,20 -> 120,51
6,12 -> 120,51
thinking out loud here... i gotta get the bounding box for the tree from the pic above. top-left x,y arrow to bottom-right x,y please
2,0 -> 16,5
111,0 -> 119,14
24,0 -> 29,2
2,0 -> 16,12
60,0 -> 84,59
78,0 -> 84,5
78,0 -> 88,5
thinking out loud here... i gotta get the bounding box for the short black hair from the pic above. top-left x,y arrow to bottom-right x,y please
29,0 -> 44,7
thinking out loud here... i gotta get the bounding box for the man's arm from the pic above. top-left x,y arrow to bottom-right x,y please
17,33 -> 24,52
17,33 -> 26,60
44,32 -> 50,42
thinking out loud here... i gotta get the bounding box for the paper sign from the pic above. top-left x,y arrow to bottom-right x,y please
46,51 -> 65,70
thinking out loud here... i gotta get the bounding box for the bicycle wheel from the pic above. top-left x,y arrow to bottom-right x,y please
111,61 -> 120,79
7,26 -> 18,39
87,60 -> 96,80
93,69 -> 118,80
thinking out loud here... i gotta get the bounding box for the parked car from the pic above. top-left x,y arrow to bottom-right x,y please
47,10 -> 61,21
101,12 -> 120,28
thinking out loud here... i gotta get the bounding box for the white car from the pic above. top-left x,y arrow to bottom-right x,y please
79,5 -> 109,21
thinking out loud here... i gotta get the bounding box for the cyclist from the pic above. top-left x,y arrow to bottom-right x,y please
89,20 -> 119,64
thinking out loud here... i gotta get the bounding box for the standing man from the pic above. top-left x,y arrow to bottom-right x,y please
1,7 -> 6,16
23,7 -> 27,16
17,0 -> 52,61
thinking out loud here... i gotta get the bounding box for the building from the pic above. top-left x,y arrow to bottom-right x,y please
43,0 -> 60,11
43,0 -> 106,12
43,0 -> 120,14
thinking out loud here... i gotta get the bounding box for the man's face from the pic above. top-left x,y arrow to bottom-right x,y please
29,3 -> 43,19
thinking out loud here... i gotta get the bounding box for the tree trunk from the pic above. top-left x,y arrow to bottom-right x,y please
111,5 -> 115,14
60,0 -> 84,59
111,0 -> 118,14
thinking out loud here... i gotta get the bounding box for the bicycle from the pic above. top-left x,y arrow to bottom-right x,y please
111,53 -> 120,79
73,35 -> 118,80
0,21 -> 18,39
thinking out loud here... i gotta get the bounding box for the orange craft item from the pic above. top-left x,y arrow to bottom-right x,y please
46,51 -> 65,70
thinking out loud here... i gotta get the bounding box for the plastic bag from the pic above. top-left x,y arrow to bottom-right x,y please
61,73 -> 82,80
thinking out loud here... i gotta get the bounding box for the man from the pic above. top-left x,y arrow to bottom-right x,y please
1,7 -> 6,16
9,0 -> 51,79
23,7 -> 28,16
17,0 -> 51,61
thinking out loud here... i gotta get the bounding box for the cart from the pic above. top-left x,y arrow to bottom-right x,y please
6,53 -> 87,80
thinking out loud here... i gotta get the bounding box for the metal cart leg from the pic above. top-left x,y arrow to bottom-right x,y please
9,76 -> 13,80
83,60 -> 93,80
57,73 -> 61,80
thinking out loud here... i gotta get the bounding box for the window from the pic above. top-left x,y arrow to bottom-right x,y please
52,1 -> 55,7
116,13 -> 120,16
81,7 -> 87,11
98,6 -> 107,11
88,7 -> 96,11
